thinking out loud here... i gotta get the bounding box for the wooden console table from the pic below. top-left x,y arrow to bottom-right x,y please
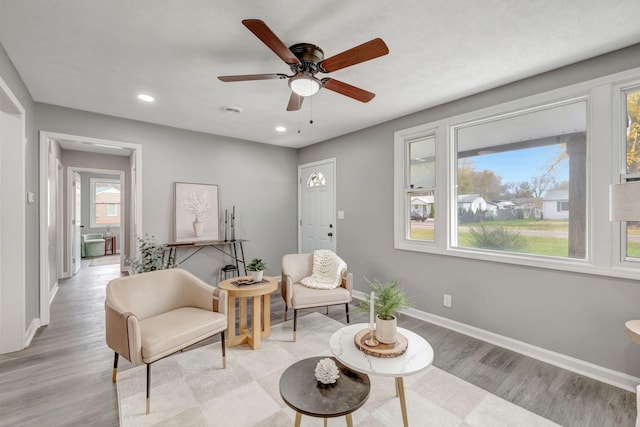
163,239 -> 247,275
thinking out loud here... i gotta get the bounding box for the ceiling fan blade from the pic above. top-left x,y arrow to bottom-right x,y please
321,78 -> 375,103
287,92 -> 304,111
242,19 -> 301,65
319,38 -> 389,73
218,73 -> 288,82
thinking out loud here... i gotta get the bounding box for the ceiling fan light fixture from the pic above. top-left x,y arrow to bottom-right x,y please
289,75 -> 321,97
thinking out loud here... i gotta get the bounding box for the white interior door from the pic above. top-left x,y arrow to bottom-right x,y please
299,159 -> 336,253
72,172 -> 81,275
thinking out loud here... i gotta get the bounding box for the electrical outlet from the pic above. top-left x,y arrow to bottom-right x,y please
443,294 -> 452,308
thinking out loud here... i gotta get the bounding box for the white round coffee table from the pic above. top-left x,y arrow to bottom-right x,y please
330,323 -> 434,427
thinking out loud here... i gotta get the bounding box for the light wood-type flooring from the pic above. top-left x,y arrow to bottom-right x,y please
0,260 -> 636,426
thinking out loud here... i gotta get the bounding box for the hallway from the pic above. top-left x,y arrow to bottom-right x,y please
0,259 -> 125,426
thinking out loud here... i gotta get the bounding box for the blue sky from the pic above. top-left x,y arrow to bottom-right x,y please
467,145 -> 569,184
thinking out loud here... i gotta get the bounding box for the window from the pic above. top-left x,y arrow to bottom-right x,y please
394,67 -> 640,279
452,100 -> 587,259
306,172 -> 327,187
622,87 -> 640,259
407,136 -> 436,241
91,178 -> 121,228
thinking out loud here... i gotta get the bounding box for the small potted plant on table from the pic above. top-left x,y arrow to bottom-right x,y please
246,258 -> 267,282
357,278 -> 412,344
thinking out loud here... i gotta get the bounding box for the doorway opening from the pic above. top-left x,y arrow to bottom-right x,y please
39,132 -> 142,326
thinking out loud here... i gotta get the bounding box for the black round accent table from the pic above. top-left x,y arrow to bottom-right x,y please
279,356 -> 371,427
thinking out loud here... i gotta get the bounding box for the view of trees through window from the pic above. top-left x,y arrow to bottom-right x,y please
625,89 -> 640,258
451,101 -> 587,258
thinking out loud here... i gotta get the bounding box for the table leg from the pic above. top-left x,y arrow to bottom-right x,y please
239,297 -> 248,333
227,296 -> 236,341
396,377 -> 408,427
345,414 -> 353,427
262,292 -> 271,337
248,295 -> 261,349
294,412 -> 302,427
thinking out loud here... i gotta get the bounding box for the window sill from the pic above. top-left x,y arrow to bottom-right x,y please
395,240 -> 640,281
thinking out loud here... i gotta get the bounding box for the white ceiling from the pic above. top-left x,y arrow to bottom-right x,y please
1,1 -> 640,149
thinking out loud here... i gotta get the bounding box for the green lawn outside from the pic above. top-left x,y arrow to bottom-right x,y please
410,218 -> 640,258
462,218 -> 569,231
628,242 -> 640,257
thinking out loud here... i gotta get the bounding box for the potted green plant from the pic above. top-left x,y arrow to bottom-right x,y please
246,258 -> 267,282
127,235 -> 175,274
356,278 -> 412,344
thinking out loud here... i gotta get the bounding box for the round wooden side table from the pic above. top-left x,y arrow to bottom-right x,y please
217,275 -> 278,349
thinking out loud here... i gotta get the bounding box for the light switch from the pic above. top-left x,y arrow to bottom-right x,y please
338,210 -> 345,220
27,192 -> 35,204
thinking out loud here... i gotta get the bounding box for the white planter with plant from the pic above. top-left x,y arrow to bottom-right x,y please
357,278 -> 412,344
246,258 -> 267,282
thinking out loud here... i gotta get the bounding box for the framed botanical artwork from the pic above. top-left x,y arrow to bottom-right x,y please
174,182 -> 219,243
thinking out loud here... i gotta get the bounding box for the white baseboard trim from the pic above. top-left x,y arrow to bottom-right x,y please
24,318 -> 41,348
352,290 -> 639,392
49,282 -> 59,303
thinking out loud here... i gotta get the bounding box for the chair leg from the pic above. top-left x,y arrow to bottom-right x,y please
146,363 -> 151,415
112,352 -> 119,383
345,303 -> 350,324
284,306 -> 288,321
293,309 -> 298,342
325,306 -> 329,315
221,330 -> 226,369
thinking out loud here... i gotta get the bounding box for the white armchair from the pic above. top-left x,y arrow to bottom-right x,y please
105,268 -> 227,414
281,253 -> 353,341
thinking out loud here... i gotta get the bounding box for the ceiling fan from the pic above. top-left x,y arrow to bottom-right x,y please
218,19 -> 389,111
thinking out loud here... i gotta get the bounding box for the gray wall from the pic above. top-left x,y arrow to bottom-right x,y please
299,44 -> 640,377
0,43 -> 38,326
36,103 -> 299,284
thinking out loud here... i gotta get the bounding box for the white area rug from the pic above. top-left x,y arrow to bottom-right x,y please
89,254 -> 120,266
116,313 -> 559,426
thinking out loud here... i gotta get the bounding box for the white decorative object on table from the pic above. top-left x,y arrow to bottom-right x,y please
314,357 -> 340,384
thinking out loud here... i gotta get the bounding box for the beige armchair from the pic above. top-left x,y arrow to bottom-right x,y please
106,268 -> 227,414
281,253 -> 353,341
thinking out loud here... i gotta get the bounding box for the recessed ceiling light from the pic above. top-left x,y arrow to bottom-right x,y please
275,126 -> 286,132
137,94 -> 155,102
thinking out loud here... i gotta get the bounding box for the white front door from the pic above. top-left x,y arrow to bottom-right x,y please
72,172 -> 81,275
299,159 -> 336,253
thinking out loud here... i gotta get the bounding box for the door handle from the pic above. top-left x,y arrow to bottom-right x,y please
327,232 -> 333,237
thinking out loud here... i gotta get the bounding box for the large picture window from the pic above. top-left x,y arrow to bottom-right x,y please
90,178 -> 121,228
452,100 -> 587,259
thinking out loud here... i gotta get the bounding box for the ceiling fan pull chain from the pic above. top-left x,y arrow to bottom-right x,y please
309,96 -> 314,125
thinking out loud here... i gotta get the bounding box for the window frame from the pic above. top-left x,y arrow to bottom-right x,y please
90,178 -> 121,228
395,66 -> 640,280
613,82 -> 640,266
